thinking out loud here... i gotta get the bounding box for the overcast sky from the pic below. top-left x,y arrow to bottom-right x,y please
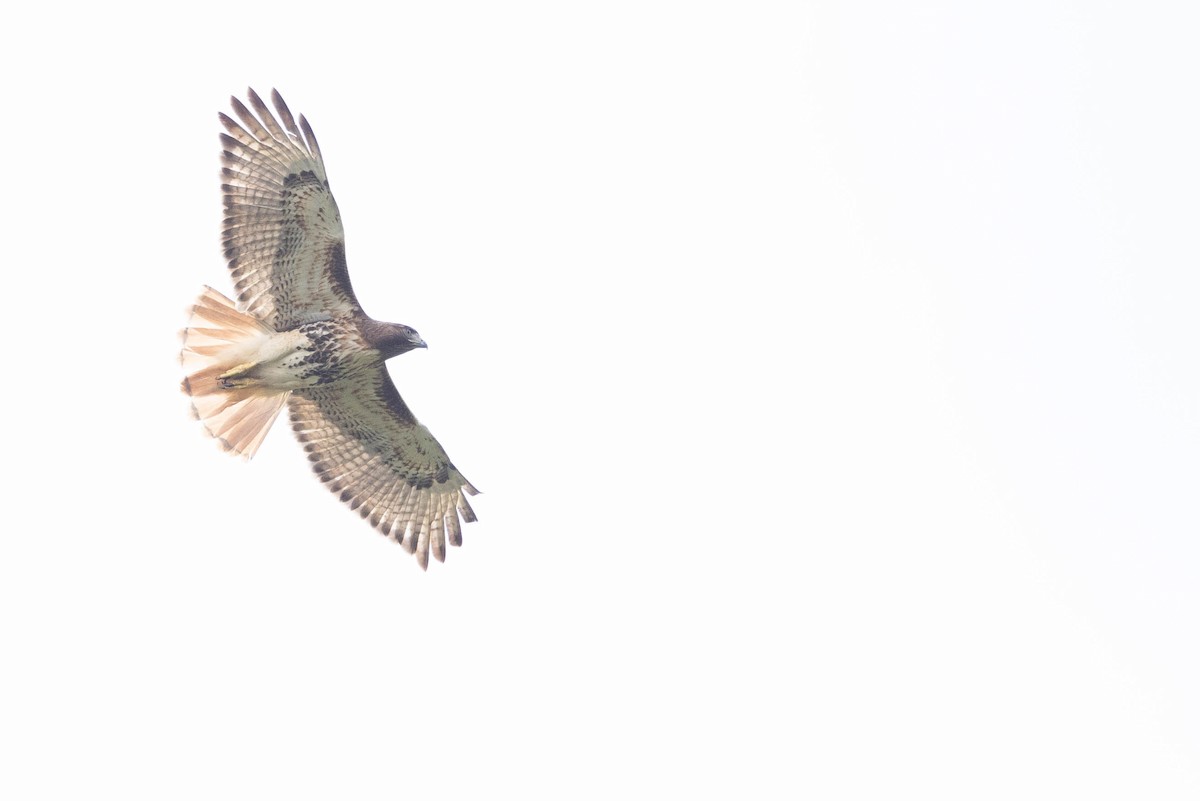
2,2 -> 1198,798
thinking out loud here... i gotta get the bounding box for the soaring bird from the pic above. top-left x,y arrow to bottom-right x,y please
180,89 -> 479,570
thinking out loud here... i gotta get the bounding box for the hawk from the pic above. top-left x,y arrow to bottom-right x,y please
181,89 -> 479,570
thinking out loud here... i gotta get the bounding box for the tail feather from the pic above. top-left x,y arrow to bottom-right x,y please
181,287 -> 289,459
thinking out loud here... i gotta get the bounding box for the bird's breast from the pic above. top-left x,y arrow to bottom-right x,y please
287,318 -> 378,385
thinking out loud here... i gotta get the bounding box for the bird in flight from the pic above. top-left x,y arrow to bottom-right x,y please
181,88 -> 479,570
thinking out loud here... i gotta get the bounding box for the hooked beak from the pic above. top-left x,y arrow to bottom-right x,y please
411,335 -> 428,349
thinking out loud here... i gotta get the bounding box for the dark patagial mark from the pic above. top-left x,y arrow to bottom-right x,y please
377,378 -> 418,427
324,242 -> 358,306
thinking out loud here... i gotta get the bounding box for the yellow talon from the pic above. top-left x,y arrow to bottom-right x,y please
218,362 -> 256,380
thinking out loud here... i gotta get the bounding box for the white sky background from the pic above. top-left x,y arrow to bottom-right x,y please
1,1 -> 1198,797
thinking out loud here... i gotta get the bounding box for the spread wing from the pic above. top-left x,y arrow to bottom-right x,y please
219,88 -> 362,330
288,367 -> 480,570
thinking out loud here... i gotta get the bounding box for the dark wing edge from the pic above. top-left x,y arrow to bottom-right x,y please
219,88 -> 360,329
287,367 -> 480,570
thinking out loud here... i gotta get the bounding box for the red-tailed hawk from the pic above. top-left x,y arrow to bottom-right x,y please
180,89 -> 479,570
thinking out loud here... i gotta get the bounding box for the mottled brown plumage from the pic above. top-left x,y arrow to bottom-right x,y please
181,89 -> 479,570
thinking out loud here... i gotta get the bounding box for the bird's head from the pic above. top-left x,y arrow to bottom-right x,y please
365,320 -> 428,359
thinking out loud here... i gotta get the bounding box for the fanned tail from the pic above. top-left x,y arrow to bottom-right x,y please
180,287 -> 289,459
